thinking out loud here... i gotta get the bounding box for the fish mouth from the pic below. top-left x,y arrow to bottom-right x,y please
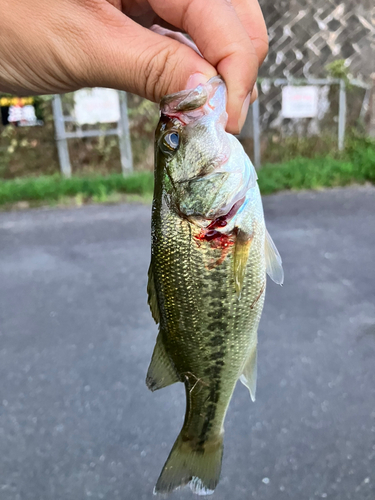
160,76 -> 226,124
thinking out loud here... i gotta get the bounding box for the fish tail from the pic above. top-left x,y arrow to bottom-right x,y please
154,432 -> 223,496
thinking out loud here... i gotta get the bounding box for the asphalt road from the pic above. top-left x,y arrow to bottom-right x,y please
0,187 -> 374,500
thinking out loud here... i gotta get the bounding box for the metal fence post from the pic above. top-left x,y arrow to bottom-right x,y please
52,95 -> 72,178
252,98 -> 261,168
367,73 -> 375,138
118,92 -> 133,175
338,79 -> 346,151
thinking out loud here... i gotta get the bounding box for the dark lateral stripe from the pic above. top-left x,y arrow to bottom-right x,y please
207,321 -> 227,330
209,335 -> 224,347
210,351 -> 224,361
196,268 -> 230,448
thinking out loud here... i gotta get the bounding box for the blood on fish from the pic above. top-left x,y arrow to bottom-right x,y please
193,196 -> 246,267
207,219 -> 227,230
205,196 -> 245,232
205,229 -> 224,241
194,197 -> 245,245
194,226 -> 235,269
195,228 -> 233,245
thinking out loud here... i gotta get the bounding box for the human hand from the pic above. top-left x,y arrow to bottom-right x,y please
0,0 -> 268,133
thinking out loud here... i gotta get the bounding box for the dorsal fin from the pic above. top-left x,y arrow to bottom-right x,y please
265,229 -> 284,285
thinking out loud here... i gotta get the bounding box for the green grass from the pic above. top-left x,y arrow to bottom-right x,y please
258,157 -> 371,194
0,171 -> 154,206
257,137 -> 375,194
0,139 -> 374,207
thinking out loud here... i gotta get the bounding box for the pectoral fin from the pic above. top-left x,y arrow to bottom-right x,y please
233,229 -> 253,297
265,229 -> 284,285
240,347 -> 257,402
146,333 -> 180,391
147,261 -> 160,324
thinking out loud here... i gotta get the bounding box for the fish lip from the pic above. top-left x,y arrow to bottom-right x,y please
160,76 -> 226,118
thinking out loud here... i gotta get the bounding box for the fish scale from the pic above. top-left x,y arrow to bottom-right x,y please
147,76 -> 283,496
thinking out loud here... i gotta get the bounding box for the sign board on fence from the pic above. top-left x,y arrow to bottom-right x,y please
0,96 -> 43,126
74,88 -> 120,125
281,85 -> 319,118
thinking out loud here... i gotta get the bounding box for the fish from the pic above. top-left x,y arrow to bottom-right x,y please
146,76 -> 284,496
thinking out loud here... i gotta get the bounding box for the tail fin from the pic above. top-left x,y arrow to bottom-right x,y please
154,433 -> 223,496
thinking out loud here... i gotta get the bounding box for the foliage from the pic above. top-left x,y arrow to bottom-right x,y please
345,134 -> 375,183
127,94 -> 159,170
325,59 -> 352,88
255,133 -> 341,165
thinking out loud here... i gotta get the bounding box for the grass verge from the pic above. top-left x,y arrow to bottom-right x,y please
0,145 -> 374,208
0,172 -> 154,206
258,156 -> 375,194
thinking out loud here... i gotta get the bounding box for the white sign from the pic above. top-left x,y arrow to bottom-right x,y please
74,88 -> 120,125
281,85 -> 319,118
8,104 -> 39,126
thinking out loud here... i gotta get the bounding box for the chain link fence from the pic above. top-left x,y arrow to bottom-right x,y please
260,0 -> 375,81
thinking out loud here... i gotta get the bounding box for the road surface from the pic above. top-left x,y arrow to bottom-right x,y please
0,186 -> 374,500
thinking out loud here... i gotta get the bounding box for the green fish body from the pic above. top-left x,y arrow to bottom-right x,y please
147,77 -> 283,495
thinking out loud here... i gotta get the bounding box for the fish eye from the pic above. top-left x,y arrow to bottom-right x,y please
161,131 -> 180,155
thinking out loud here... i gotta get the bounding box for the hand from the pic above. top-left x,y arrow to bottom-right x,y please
0,0 -> 268,133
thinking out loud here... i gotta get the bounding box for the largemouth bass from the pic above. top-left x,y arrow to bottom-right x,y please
146,76 -> 283,496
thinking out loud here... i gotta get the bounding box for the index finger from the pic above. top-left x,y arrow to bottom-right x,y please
148,0 -> 259,134
231,0 -> 269,66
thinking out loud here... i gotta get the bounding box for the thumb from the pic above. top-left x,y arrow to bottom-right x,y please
80,5 -> 217,102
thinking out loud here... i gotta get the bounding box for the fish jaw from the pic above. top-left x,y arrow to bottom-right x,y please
160,76 -> 228,129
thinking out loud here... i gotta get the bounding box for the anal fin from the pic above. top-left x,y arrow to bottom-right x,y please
146,333 -> 180,391
240,347 -> 257,402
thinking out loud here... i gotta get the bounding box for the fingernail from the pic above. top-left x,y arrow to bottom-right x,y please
185,72 -> 208,90
238,92 -> 251,132
250,83 -> 258,104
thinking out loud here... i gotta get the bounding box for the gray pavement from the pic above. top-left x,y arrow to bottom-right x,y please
0,186 -> 374,500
